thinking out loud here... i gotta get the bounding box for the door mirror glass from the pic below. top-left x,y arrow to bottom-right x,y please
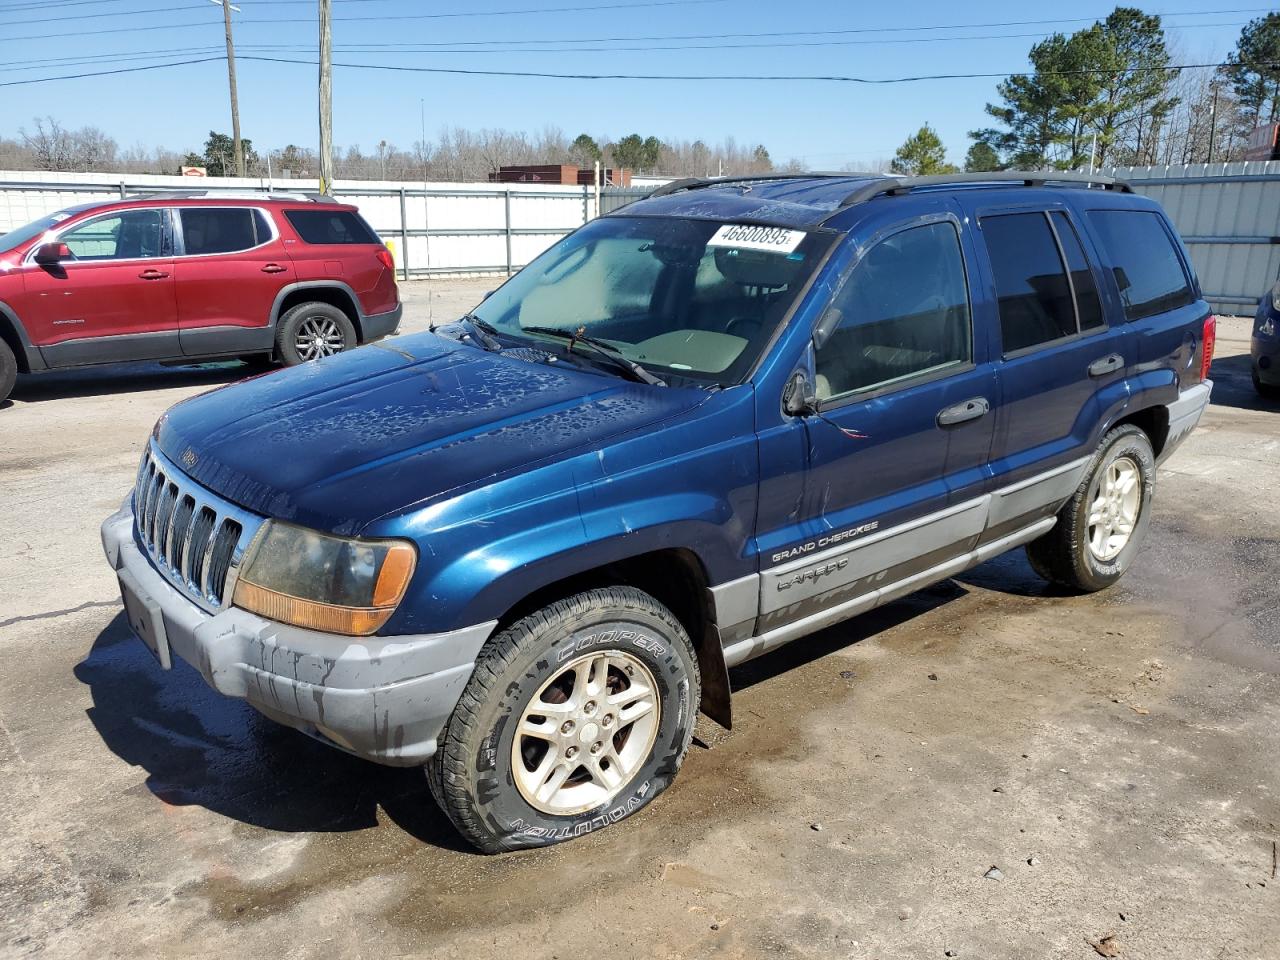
33,241 -> 71,264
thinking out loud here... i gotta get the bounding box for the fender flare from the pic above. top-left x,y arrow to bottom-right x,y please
0,300 -> 47,372
268,280 -> 365,333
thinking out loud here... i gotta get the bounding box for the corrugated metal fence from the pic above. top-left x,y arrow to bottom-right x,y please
1107,161 -> 1280,315
0,170 -> 652,280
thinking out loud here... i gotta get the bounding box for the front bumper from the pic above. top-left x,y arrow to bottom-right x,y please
1157,379 -> 1213,465
101,500 -> 494,766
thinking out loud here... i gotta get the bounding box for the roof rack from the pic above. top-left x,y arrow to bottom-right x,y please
646,172 -> 865,198
124,189 -> 331,202
836,170 -> 1132,207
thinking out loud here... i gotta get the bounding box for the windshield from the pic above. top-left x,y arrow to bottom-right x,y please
472,215 -> 835,385
0,206 -> 88,253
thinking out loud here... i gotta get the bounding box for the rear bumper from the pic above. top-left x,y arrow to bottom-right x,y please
101,499 -> 493,766
360,302 -> 402,343
1157,380 -> 1212,465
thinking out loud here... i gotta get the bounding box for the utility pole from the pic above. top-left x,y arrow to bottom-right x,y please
214,0 -> 245,177
318,0 -> 334,194
1207,87 -> 1219,164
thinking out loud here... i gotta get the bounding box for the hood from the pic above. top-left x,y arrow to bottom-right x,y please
156,332 -> 708,533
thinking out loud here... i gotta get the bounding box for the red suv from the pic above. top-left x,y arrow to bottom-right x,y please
0,193 -> 401,404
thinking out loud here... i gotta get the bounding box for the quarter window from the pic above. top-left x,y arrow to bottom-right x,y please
179,208 -> 263,255
60,210 -> 166,261
1086,210 -> 1195,321
815,221 -> 972,400
284,209 -> 378,245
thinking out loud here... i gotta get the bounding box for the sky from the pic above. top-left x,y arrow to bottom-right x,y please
0,0 -> 1266,169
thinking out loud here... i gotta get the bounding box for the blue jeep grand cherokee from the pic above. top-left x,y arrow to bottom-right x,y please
102,172 -> 1214,852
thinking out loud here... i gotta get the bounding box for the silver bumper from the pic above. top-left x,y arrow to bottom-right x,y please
101,500 -> 494,766
1157,379 -> 1213,465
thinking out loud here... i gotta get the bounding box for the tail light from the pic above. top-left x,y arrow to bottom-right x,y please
375,247 -> 395,272
1199,315 -> 1216,382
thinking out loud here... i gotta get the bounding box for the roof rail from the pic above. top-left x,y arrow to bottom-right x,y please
836,170 -> 1132,207
646,172 -> 867,198
124,189 -> 328,202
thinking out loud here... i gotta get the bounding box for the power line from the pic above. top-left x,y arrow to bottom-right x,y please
225,22 -> 1253,58
0,5 -> 1268,44
0,54 -> 1269,89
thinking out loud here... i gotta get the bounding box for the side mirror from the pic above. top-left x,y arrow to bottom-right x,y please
34,242 -> 71,265
782,370 -> 818,417
481,289 -> 495,301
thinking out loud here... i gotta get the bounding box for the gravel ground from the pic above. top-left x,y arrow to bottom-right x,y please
1,285 -> 1277,960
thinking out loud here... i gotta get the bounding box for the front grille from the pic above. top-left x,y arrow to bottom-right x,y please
133,445 -> 262,611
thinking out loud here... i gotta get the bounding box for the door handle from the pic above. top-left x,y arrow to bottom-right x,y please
937,397 -> 990,426
137,269 -> 169,280
261,263 -> 288,274
1088,353 -> 1124,377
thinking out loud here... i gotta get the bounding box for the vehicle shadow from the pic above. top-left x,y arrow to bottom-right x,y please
75,612 -> 472,852
1206,354 -> 1278,413
12,359 -> 259,403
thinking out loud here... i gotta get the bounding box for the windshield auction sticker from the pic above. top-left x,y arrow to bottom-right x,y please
707,224 -> 806,254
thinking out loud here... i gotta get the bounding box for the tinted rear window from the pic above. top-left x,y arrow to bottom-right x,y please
179,208 -> 264,255
982,212 -> 1078,353
1086,210 -> 1194,321
284,209 -> 379,245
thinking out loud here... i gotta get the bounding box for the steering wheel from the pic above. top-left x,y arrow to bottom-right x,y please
724,316 -> 761,339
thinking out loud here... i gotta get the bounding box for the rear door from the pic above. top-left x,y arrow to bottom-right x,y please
173,205 -> 293,356
1081,207 -> 1205,385
755,212 -> 996,634
970,204 -> 1128,530
17,206 -> 178,364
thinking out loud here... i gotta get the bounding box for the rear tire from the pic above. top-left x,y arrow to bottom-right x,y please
1026,424 -> 1155,592
275,302 -> 357,366
0,339 -> 16,405
427,587 -> 700,853
1253,366 -> 1280,400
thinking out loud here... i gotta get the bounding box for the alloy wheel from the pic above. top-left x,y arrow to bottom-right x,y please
1087,455 -> 1142,562
294,316 -> 346,360
511,650 -> 661,816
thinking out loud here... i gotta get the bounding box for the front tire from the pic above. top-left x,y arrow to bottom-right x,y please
275,302 -> 357,366
427,587 -> 700,853
1026,424 -> 1155,592
0,339 -> 15,405
1254,366 -> 1280,400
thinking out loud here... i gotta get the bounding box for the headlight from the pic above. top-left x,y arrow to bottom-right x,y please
233,521 -> 417,636
1271,281 -> 1280,312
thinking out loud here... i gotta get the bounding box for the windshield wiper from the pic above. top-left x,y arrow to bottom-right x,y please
458,313 -> 502,352
522,325 -> 666,386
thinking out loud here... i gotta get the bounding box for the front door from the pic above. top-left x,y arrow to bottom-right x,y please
754,215 -> 996,637
19,207 -> 178,365
173,205 -> 293,356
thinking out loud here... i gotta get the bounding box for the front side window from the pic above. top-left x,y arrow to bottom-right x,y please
1086,210 -> 1195,321
815,221 -> 971,401
60,209 -> 166,261
472,216 -> 836,385
179,208 -> 262,255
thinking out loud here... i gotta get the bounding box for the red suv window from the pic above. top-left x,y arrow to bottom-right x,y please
284,209 -> 378,245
